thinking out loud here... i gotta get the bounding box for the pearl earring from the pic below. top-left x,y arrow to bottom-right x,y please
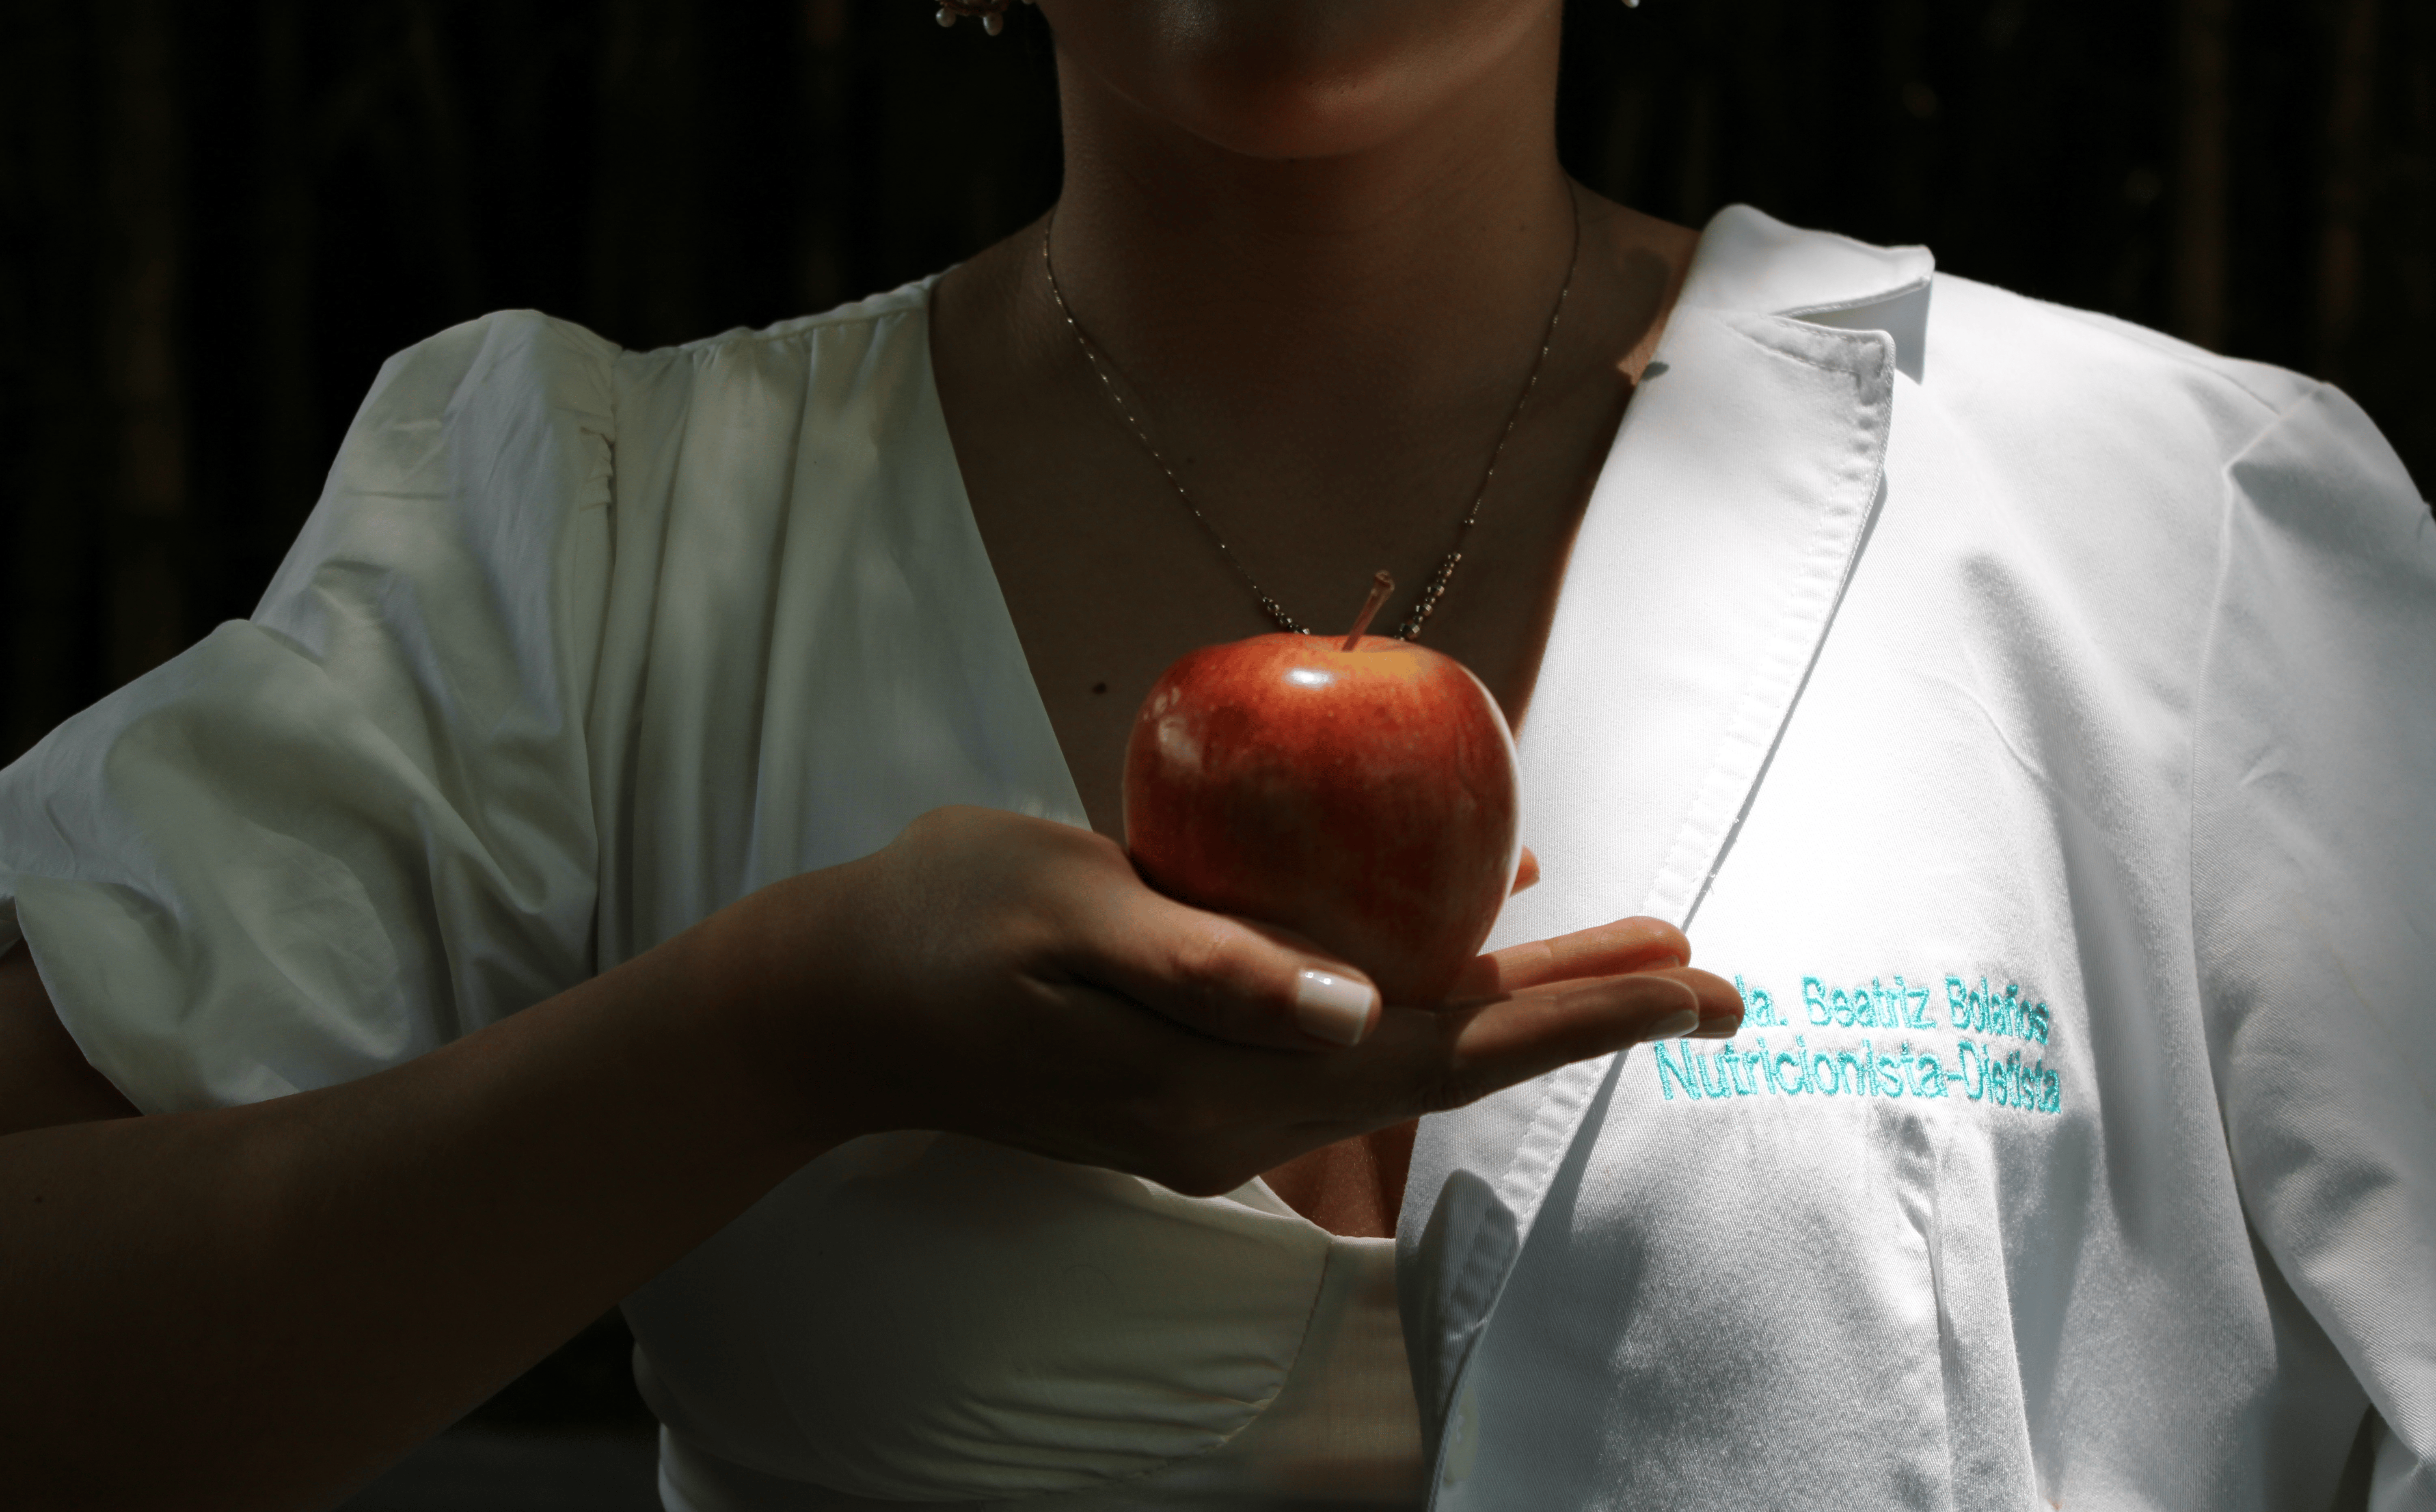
935,0 -> 1031,35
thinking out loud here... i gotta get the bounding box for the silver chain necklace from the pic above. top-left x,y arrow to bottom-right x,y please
1039,190 -> 1581,641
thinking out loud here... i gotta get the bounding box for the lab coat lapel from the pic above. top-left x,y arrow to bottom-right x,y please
1401,220 -> 1907,1470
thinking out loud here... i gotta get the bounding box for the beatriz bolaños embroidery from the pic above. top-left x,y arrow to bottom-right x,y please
1650,970 -> 2065,1114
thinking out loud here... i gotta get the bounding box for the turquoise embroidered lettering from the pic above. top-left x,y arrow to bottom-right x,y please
1933,973 -> 2058,1046
1781,1037 -> 1813,1095
1877,1049 -> 1907,1097
1754,1037 -> 1784,1093
1734,975 -> 1783,1028
1655,968 -> 2064,1114
1652,1039 -> 1700,1101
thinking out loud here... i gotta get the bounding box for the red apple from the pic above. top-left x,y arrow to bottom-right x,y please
1123,576 -> 1521,1006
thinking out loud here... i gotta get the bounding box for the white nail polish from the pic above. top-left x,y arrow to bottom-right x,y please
1295,969 -> 1376,1045
1648,1008 -> 1701,1040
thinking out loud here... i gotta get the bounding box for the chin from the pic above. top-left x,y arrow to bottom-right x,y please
1039,0 -> 1560,160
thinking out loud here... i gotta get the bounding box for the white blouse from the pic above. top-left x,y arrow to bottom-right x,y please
0,261 -> 1427,1508
2,205 -> 2430,1511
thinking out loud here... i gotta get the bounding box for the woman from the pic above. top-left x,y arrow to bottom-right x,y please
2,2 -> 2430,1510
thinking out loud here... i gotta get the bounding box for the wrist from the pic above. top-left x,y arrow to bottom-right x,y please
684,862 -> 885,1156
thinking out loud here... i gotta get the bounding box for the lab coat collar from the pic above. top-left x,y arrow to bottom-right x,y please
1682,203 -> 1936,380
1403,208 -> 1909,1499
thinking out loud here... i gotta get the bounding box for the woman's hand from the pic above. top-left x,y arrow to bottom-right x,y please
0,806 -> 1732,1508
719,806 -> 1740,1198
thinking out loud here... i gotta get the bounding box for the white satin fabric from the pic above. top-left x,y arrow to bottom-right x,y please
2,205 -> 2429,1511
646,1149 -> 1421,1510
0,268 -> 1429,1508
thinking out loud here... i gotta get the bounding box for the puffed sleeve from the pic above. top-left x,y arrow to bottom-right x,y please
0,310 -> 619,1114
2192,384 -> 2436,1508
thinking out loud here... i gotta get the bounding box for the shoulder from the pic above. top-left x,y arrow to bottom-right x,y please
354,309 -> 622,433
685,278 -> 936,350
331,307 -> 626,510
259,310 -> 628,652
319,277 -> 937,536
598,280 -> 944,463
323,310 -> 624,547
1922,272 -> 2424,537
358,282 -> 942,458
623,279 -> 937,384
1918,273 -> 2322,469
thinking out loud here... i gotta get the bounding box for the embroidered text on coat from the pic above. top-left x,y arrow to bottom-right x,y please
1650,970 -> 2066,1114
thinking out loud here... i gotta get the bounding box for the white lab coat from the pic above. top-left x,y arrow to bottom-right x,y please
1408,211 -> 2436,1510
1,206 -> 2427,1510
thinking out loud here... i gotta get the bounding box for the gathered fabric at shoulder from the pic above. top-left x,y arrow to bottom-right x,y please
0,310 -> 620,1113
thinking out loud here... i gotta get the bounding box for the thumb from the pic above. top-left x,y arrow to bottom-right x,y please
1074,886 -> 1384,1052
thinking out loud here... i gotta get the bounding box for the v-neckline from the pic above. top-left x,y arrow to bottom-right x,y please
901,222 -> 1912,1263
902,266 -> 1663,848
903,272 -> 1095,835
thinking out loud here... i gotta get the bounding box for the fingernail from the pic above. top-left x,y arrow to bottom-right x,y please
1646,1008 -> 1701,1040
1692,1011 -> 1743,1039
1295,969 -> 1376,1046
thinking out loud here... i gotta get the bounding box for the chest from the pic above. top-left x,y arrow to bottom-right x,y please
937,330 -> 1628,1239
946,397 -> 1619,847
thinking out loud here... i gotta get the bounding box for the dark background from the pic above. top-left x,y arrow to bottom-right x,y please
1,0 -> 2429,1436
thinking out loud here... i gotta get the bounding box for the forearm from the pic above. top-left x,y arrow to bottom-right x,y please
0,880 -> 851,1511
0,807 -> 1734,1506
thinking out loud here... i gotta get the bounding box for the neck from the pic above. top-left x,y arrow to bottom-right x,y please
1041,13 -> 1576,431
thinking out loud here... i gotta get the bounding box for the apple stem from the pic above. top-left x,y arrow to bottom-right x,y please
1342,570 -> 1396,650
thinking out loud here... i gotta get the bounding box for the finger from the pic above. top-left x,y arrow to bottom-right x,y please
1660,965 -> 1745,1038
1510,847 -> 1540,895
1449,915 -> 1692,999
1367,966 -> 1739,1114
1072,887 -> 1383,1052
1016,967 -> 1741,1197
